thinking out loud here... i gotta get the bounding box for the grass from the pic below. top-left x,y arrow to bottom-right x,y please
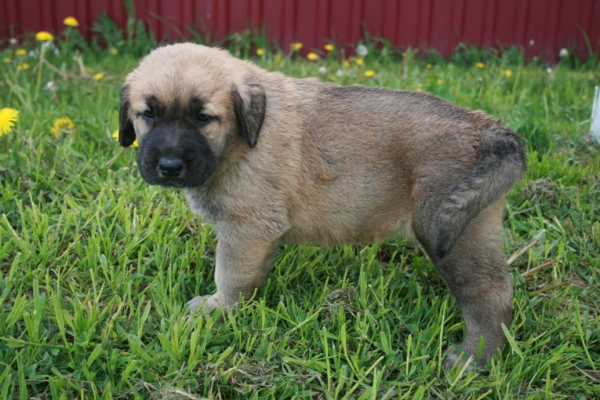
1,21 -> 599,399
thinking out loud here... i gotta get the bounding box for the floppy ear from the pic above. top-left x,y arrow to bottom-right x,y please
233,84 -> 266,147
119,85 -> 136,147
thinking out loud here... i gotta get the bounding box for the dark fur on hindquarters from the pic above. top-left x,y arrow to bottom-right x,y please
429,125 -> 526,368
434,126 -> 526,260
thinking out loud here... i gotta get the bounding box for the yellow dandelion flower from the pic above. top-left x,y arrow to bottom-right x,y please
426,63 -> 433,69
112,129 -> 138,147
343,60 -> 350,68
504,69 -> 513,78
291,42 -> 303,51
109,47 -> 118,55
15,48 -> 26,56
476,62 -> 484,68
437,78 -> 444,84
51,117 -> 75,138
4,57 -> 12,63
364,70 -> 375,77
256,48 -> 264,56
0,108 -> 19,137
355,58 -> 364,66
416,87 -> 422,92
36,31 -> 54,41
307,52 -> 319,61
63,16 -> 79,27
94,72 -> 104,81
17,63 -> 30,71
324,43 -> 334,51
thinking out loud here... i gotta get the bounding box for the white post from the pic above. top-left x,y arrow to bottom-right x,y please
592,86 -> 600,143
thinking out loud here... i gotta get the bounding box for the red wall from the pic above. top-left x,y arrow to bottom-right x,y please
1,0 -> 599,60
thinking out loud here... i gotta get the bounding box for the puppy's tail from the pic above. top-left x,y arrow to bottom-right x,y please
433,125 -> 526,260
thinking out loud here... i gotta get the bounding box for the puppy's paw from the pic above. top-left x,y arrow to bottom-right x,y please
187,294 -> 236,313
187,295 -> 220,312
443,348 -> 477,371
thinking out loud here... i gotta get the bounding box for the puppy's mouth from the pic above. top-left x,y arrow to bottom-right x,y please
137,145 -> 217,189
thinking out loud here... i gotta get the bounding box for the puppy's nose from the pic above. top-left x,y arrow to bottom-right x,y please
158,157 -> 184,177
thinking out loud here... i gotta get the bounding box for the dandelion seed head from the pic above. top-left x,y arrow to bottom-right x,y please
559,48 -> 568,58
356,44 -> 368,57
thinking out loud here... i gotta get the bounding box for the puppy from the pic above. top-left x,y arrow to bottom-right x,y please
119,43 -> 526,368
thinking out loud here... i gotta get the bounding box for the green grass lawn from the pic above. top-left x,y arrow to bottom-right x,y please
1,27 -> 599,399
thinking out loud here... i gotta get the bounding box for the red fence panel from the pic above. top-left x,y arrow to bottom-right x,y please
1,0 -> 599,61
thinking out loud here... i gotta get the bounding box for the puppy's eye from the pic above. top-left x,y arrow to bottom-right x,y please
197,113 -> 212,124
142,110 -> 154,120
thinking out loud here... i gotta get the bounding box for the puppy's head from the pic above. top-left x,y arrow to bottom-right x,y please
119,43 -> 266,188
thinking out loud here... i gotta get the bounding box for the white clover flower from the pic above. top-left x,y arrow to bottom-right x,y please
318,66 -> 327,75
529,39 -> 535,46
29,49 -> 39,58
9,38 -> 17,45
559,48 -> 568,58
546,67 -> 553,74
44,81 -> 57,91
336,69 -> 343,77
356,44 -> 368,57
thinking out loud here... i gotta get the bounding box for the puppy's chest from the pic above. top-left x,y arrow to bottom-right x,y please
184,182 -> 283,225
184,188 -> 223,222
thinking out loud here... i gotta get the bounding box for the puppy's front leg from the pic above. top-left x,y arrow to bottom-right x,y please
188,229 -> 278,312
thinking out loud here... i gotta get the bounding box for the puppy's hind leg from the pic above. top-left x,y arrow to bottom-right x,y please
434,199 -> 513,368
